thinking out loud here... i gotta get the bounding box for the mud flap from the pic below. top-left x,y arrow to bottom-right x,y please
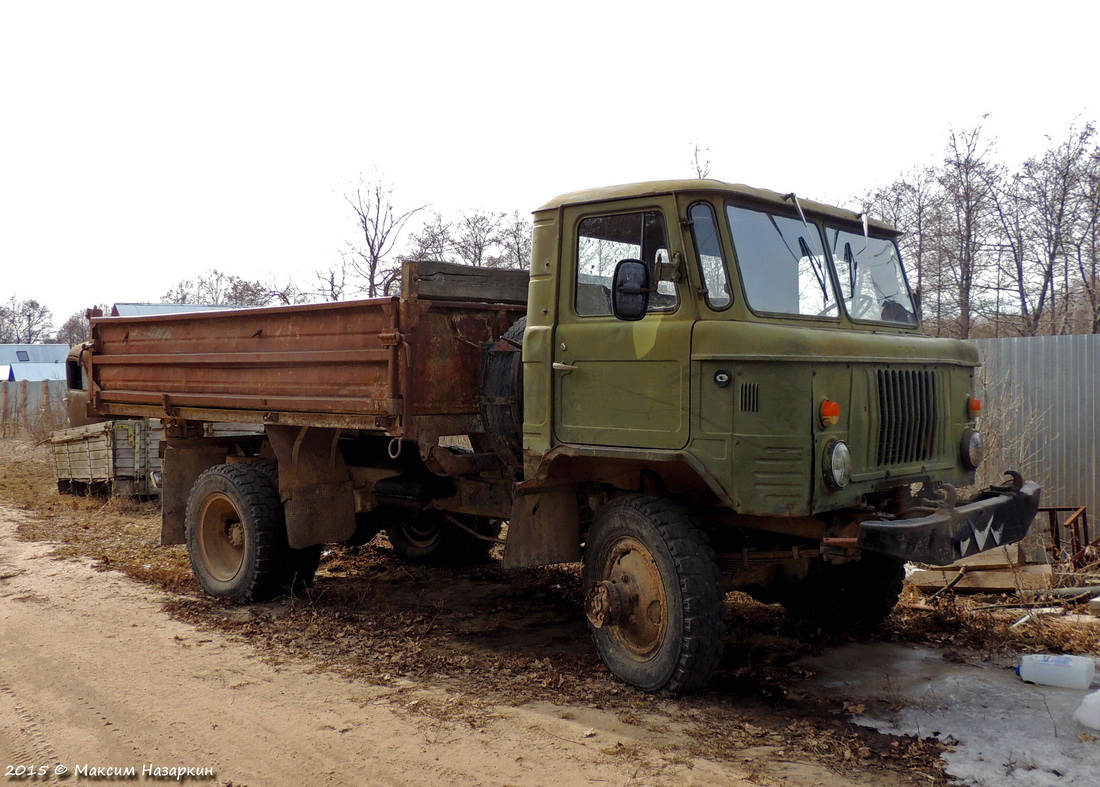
266,425 -> 356,549
502,489 -> 581,569
161,441 -> 226,545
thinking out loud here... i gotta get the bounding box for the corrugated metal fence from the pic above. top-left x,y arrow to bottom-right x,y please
971,335 -> 1099,515
0,380 -> 68,439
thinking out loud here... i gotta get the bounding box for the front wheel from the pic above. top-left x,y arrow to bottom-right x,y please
582,495 -> 725,694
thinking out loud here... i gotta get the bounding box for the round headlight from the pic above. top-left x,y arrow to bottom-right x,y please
961,429 -> 984,470
823,440 -> 852,489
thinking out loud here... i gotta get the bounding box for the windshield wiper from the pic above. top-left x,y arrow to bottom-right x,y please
844,241 -> 857,293
799,236 -> 829,303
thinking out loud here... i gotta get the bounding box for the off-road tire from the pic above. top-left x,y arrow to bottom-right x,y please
387,511 -> 501,566
185,463 -> 300,601
583,494 -> 725,694
247,458 -> 322,591
780,552 -> 905,632
250,459 -> 280,488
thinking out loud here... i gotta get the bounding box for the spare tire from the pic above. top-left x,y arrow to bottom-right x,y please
480,317 -> 525,477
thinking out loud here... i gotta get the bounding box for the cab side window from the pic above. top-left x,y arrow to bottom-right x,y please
689,202 -> 731,310
576,211 -> 677,316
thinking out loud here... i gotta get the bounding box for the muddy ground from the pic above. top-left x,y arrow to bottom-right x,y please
2,439 -> 1097,785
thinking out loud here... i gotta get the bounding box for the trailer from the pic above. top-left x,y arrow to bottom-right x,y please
49,419 -> 162,496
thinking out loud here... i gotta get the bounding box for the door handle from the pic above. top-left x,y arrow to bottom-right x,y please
553,362 -> 578,372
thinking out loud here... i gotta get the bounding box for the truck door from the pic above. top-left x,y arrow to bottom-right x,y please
553,202 -> 691,450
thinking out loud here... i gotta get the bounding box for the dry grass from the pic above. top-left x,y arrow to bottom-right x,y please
887,583 -> 1100,657
9,435 -> 1098,784
1,440 -> 195,592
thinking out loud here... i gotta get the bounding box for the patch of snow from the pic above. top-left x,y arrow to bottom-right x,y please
801,642 -> 1100,786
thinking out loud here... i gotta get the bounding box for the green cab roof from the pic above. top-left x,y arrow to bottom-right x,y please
536,179 -> 898,235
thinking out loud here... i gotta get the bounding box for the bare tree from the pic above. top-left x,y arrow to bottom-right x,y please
865,167 -> 941,329
985,123 -> 1095,336
402,213 -> 455,263
260,273 -> 309,306
864,117 -> 1100,339
0,296 -> 54,343
313,257 -> 352,302
495,210 -> 533,269
0,300 -> 11,343
937,124 -> 998,338
1073,141 -> 1100,332
452,210 -> 504,268
346,177 -> 425,297
691,141 -> 711,179
162,269 -> 271,307
54,310 -> 88,346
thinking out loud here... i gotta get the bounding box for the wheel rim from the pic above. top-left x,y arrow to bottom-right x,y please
399,514 -> 443,550
592,536 -> 668,659
198,492 -> 245,582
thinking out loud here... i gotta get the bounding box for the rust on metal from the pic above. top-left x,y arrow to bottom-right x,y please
1041,506 -> 1092,570
87,289 -> 519,444
820,537 -> 859,549
588,536 -> 669,658
585,580 -> 629,628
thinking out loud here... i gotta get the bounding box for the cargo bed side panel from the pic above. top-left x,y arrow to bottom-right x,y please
87,298 -> 523,434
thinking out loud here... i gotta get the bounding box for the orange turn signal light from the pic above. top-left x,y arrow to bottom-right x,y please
967,397 -> 982,419
820,399 -> 841,428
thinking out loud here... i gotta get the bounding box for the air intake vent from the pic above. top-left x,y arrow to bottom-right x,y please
740,383 -> 760,412
875,369 -> 939,466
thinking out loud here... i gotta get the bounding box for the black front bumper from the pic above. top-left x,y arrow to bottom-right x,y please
857,481 -> 1042,566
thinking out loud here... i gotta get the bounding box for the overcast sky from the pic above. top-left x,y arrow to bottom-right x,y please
2,1 -> 1095,325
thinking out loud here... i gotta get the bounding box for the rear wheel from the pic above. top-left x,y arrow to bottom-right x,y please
780,552 -> 905,632
583,495 -> 725,694
386,510 -> 501,566
185,464 -> 310,601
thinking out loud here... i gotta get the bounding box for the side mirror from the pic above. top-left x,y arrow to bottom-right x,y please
611,259 -> 651,321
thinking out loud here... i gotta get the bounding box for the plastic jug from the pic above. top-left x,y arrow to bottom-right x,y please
1017,654 -> 1096,690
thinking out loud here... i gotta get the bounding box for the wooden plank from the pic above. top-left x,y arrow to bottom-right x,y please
403,260 -> 529,304
949,545 -> 1023,569
908,564 -> 1052,592
1058,614 -> 1100,627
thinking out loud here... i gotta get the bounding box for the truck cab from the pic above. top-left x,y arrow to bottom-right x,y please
506,180 -> 1039,690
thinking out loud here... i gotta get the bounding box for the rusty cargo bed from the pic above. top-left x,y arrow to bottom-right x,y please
85,264 -> 527,442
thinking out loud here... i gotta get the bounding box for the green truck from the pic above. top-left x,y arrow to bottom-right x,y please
73,179 -> 1040,693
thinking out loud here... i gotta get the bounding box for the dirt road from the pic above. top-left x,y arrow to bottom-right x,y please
1,506 -> 855,786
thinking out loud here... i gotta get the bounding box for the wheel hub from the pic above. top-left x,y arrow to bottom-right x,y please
585,579 -> 631,628
226,522 -> 244,548
588,538 -> 668,658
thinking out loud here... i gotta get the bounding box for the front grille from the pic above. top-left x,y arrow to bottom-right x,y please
876,369 -> 939,466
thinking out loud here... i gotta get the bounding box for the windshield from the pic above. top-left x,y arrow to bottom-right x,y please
826,227 -> 917,326
726,205 -> 838,318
